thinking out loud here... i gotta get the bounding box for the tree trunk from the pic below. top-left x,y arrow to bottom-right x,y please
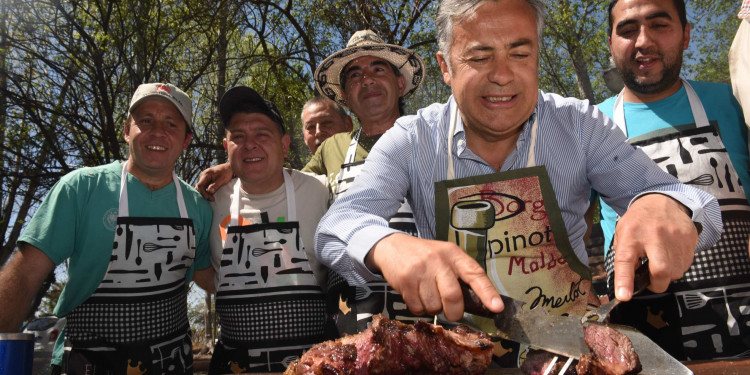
569,43 -> 596,102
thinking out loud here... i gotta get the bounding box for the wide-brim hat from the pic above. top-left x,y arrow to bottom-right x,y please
314,30 -> 425,106
219,86 -> 286,134
129,83 -> 193,134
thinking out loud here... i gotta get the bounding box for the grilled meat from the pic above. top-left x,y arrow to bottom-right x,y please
576,324 -> 641,375
285,314 -> 493,375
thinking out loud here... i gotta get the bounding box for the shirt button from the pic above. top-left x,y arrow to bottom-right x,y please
458,139 -> 465,147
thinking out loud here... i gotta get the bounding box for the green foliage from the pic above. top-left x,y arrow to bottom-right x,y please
683,0 -> 739,84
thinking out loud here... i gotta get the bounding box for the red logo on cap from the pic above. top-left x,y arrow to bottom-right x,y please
156,84 -> 172,94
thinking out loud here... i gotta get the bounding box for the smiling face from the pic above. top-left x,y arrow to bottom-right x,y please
342,55 -> 405,123
437,0 -> 539,146
223,112 -> 290,194
609,0 -> 689,102
125,98 -> 191,183
301,100 -> 352,153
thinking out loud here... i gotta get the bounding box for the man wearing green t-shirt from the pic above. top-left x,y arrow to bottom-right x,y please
0,83 -> 213,374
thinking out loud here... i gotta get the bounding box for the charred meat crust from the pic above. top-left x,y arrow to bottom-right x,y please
286,314 -> 493,375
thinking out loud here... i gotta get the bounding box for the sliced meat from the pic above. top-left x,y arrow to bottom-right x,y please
576,324 -> 641,375
286,314 -> 493,375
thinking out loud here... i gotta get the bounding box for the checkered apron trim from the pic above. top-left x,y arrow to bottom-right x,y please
215,293 -> 327,348
66,217 -> 195,345
216,220 -> 327,348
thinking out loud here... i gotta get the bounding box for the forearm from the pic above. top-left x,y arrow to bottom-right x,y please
192,266 -> 216,294
315,215 -> 396,285
0,246 -> 54,332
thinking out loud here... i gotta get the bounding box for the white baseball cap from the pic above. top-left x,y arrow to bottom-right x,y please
128,83 -> 193,133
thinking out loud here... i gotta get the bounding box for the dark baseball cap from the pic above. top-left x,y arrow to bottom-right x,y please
219,86 -> 285,134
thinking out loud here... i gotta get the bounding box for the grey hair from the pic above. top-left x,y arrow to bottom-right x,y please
437,0 -> 546,69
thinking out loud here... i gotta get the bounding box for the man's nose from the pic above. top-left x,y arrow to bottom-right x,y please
489,60 -> 514,86
635,26 -> 656,49
361,72 -> 375,86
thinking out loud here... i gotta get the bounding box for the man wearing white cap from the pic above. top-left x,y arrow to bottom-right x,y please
0,83 -> 213,374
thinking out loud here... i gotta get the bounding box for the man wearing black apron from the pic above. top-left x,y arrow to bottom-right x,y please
207,87 -> 331,373
315,0 -> 723,368
307,29 -> 434,334
193,30 -> 429,335
0,83 -> 214,374
599,0 -> 750,360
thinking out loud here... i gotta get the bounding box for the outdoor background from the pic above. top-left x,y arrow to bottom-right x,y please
0,0 -> 742,352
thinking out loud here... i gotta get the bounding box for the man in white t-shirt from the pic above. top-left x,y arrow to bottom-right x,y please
206,86 -> 330,373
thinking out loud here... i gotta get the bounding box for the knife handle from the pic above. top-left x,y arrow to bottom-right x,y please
460,281 -> 492,317
633,258 -> 650,295
459,281 -> 521,319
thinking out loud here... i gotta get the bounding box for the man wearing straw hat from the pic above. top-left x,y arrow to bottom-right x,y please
304,30 -> 432,335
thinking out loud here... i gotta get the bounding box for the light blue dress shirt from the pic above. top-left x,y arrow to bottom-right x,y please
315,91 -> 722,285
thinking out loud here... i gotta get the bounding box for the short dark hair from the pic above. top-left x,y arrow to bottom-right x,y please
302,95 -> 349,120
339,60 -> 406,116
608,0 -> 687,36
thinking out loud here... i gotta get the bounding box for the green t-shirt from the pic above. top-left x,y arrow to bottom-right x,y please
302,129 -> 382,196
18,161 -> 212,317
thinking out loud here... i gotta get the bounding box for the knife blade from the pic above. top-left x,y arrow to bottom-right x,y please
461,283 -> 693,374
582,258 -> 650,324
462,286 -> 589,358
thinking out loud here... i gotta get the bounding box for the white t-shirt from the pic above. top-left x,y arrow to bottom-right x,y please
209,169 -> 329,289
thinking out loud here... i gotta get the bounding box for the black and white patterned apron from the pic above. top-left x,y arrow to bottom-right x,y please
605,79 -> 750,360
435,101 -> 599,367
64,161 -> 195,375
328,129 -> 431,336
211,171 -> 327,373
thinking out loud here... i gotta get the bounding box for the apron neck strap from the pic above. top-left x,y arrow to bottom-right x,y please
230,169 -> 297,226
344,129 -> 362,164
613,77 -> 709,136
119,161 -> 188,218
447,99 -> 538,179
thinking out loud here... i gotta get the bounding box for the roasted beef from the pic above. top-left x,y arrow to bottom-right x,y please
576,324 -> 641,375
285,314 -> 493,375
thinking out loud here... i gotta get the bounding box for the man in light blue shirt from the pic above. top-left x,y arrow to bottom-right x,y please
315,0 -> 721,336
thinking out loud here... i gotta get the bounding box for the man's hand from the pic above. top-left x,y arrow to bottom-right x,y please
366,233 -> 503,321
195,163 -> 233,201
613,193 -> 697,301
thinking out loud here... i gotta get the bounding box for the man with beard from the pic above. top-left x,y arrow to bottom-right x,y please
598,0 -> 750,360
